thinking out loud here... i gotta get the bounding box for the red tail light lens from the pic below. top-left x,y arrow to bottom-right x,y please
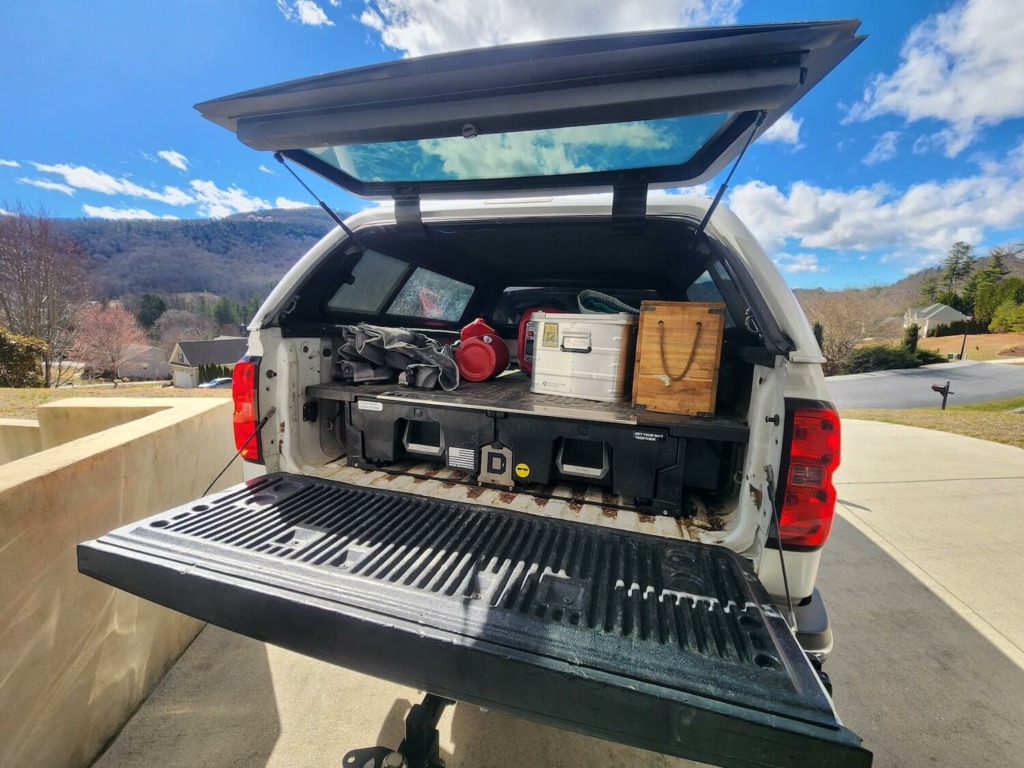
777,405 -> 841,548
231,356 -> 262,463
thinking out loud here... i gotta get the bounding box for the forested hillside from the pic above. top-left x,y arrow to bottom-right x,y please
792,251 -> 1024,313
56,207 -> 338,301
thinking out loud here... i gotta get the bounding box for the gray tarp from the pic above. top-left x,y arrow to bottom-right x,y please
336,324 -> 459,391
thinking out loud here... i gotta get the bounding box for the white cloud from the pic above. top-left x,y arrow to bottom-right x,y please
258,164 -> 276,175
410,121 -> 672,180
0,208 -> 13,216
32,162 -> 194,205
82,205 -> 178,220
862,131 -> 899,166
17,177 -> 76,196
189,179 -> 270,218
760,113 -> 802,147
157,149 -> 189,171
0,158 -> 20,168
360,0 -> 741,56
845,0 -> 1024,156
274,197 -> 311,209
773,253 -> 826,274
277,0 -> 334,26
729,139 -> 1024,263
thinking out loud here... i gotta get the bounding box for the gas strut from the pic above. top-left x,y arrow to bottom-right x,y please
690,110 -> 767,247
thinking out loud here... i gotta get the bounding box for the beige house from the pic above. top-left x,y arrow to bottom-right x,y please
169,337 -> 248,388
903,303 -> 970,337
116,345 -> 170,381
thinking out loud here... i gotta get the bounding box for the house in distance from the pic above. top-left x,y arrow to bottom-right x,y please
169,336 -> 248,388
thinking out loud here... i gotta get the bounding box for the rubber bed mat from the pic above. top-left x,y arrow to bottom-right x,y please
79,473 -> 870,768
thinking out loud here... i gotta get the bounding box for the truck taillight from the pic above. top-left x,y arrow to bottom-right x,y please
776,404 -> 841,549
232,356 -> 262,463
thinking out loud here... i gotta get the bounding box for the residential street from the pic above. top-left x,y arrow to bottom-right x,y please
93,421 -> 1024,768
827,360 -> 1024,408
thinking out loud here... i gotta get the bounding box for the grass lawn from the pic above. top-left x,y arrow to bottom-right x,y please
0,383 -> 231,420
917,332 -> 1024,361
843,397 -> 1024,450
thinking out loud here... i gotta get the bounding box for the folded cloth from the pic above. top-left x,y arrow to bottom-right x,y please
577,289 -> 640,315
336,324 -> 460,391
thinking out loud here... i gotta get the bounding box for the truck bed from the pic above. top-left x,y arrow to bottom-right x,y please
79,472 -> 869,768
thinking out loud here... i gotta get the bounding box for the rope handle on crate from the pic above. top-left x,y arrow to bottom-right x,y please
657,320 -> 702,383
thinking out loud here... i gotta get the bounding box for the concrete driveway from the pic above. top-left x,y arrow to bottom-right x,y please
93,422 -> 1024,768
827,360 -> 1024,408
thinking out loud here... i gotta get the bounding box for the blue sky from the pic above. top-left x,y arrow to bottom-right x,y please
2,0 -> 1023,289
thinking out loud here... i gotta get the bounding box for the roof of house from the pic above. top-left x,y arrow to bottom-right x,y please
122,344 -> 167,362
174,337 -> 248,366
906,303 -> 969,322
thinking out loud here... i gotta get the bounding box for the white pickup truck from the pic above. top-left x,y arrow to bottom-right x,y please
81,20 -> 871,768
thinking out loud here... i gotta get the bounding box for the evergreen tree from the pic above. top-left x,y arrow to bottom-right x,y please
812,321 -> 824,351
243,293 -> 263,324
212,296 -> 240,325
941,241 -> 975,292
975,277 -> 1024,323
136,293 -> 168,329
960,271 -> 990,316
918,274 -> 939,302
983,246 -> 1012,283
935,291 -> 967,313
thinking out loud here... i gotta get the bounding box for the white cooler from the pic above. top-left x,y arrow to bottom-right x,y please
529,312 -> 637,402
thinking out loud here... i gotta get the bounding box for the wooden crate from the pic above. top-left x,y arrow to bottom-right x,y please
632,301 -> 725,417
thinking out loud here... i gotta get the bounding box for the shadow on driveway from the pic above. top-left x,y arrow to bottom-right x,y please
89,515 -> 1024,768
819,515 -> 1024,768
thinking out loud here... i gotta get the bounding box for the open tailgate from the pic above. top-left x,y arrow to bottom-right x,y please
79,473 -> 870,767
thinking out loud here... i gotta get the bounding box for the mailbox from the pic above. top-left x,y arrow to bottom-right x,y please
932,381 -> 953,409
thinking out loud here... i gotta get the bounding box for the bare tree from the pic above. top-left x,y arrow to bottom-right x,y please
153,309 -> 217,355
0,202 -> 91,386
72,304 -> 147,386
798,289 -> 891,374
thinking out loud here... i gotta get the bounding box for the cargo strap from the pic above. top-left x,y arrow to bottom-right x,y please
658,320 -> 702,383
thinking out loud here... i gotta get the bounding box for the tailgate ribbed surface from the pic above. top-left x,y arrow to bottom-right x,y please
85,473 -> 848,741
165,477 -> 766,664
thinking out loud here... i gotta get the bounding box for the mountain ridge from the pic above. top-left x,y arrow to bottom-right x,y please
52,207 -> 1024,311
56,206 -> 338,302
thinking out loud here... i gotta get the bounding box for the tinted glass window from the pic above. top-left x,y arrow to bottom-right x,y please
305,113 -> 730,183
387,268 -> 473,321
326,250 -> 409,313
689,269 -> 736,328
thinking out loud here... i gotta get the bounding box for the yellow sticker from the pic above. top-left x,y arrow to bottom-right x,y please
542,322 -> 558,348
515,462 -> 531,479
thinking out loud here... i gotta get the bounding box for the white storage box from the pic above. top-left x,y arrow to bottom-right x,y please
530,312 -> 637,402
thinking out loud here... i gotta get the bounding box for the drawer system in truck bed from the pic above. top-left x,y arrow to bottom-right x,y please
79,473 -> 869,768
308,372 -> 749,515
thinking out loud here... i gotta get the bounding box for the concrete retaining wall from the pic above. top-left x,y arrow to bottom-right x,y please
36,399 -> 166,450
0,398 -> 243,768
0,418 -> 42,465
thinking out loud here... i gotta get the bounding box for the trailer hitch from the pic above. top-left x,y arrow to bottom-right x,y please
344,693 -> 453,768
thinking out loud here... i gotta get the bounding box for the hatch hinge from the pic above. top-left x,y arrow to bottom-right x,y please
394,192 -> 426,237
612,181 -> 648,235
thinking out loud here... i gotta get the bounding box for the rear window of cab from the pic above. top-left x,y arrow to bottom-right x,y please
326,249 -> 473,322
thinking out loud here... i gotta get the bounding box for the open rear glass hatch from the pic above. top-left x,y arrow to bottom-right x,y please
80,474 -> 869,767
195,20 -> 864,202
